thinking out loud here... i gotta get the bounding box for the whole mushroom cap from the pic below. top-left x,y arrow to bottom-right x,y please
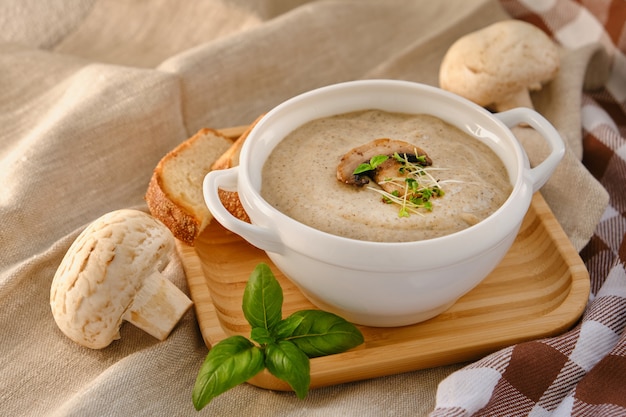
439,19 -> 560,111
50,209 -> 192,349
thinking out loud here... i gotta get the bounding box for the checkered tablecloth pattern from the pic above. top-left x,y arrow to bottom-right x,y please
431,1 -> 626,415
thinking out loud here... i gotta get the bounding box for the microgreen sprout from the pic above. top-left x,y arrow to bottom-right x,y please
353,154 -> 389,175
354,152 -> 446,217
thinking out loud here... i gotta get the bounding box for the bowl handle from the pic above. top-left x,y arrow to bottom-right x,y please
203,168 -> 285,254
494,108 -> 565,193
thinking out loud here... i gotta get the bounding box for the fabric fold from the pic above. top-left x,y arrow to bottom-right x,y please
430,1 -> 626,415
1,1 -> 625,416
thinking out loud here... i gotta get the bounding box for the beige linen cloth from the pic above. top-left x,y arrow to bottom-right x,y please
0,0 -> 611,416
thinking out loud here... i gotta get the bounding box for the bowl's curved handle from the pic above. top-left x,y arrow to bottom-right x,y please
203,168 -> 285,254
495,108 -> 565,193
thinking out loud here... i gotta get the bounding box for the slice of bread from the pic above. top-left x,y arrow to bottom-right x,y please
218,189 -> 250,224
145,128 -> 234,246
211,113 -> 264,171
208,115 -> 264,226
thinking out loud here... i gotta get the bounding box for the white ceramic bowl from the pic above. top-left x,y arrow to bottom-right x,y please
204,80 -> 565,327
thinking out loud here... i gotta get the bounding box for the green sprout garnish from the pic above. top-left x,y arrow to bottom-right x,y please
353,154 -> 389,175
353,152 -> 446,218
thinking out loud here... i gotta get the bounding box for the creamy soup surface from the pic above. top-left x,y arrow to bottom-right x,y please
261,110 -> 512,242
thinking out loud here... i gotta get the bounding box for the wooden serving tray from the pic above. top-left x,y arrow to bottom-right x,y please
177,128 -> 590,392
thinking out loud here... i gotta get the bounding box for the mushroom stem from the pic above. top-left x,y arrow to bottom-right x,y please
492,88 -> 534,112
122,271 -> 193,341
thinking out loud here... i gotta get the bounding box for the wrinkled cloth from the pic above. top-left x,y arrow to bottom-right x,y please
432,1 -> 626,416
0,1 -> 624,416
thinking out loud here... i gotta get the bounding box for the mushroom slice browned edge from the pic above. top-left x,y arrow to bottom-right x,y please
336,138 -> 432,187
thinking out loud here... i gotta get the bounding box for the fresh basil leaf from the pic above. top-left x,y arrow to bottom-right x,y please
283,310 -> 364,358
250,327 -> 274,345
242,263 -> 283,330
272,314 -> 306,340
192,336 -> 265,411
265,340 -> 310,399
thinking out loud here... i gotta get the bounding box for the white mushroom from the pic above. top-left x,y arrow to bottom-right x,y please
439,19 -> 560,112
50,209 -> 193,349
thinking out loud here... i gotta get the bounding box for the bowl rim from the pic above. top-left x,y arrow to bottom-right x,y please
219,79 -> 535,270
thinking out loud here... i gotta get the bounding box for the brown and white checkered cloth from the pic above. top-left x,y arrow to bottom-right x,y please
431,1 -> 626,416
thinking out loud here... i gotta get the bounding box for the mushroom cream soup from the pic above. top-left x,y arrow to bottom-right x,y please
261,110 -> 512,242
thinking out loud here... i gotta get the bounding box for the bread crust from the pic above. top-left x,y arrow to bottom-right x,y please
218,189 -> 250,223
146,117 -> 263,245
210,115 -> 264,226
145,173 -> 201,246
145,128 -> 233,245
211,114 -> 264,171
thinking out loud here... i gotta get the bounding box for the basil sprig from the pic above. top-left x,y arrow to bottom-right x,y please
192,263 -> 364,410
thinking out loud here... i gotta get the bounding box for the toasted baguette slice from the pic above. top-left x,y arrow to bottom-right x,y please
211,113 -> 264,171
210,115 -> 263,225
145,128 -> 234,245
218,189 -> 250,223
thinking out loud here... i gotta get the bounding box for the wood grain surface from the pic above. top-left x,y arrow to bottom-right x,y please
177,189 -> 590,391
177,124 -> 590,391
